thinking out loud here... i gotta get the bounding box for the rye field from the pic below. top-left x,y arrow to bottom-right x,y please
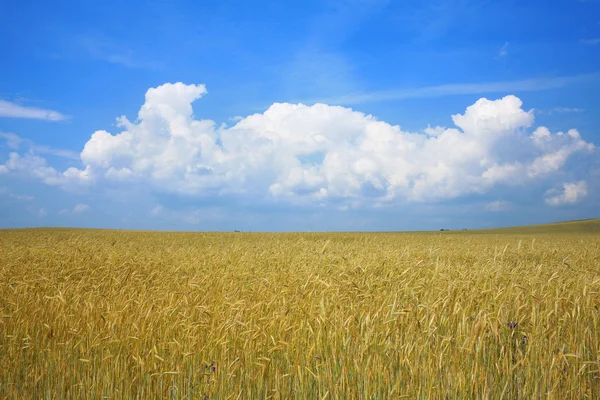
1,220 -> 600,399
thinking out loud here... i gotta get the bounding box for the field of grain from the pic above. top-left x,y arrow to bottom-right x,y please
1,222 -> 600,398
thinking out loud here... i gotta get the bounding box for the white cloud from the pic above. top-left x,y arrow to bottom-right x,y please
0,100 -> 67,121
73,204 -> 90,214
13,193 -> 34,201
306,72 -> 600,105
424,125 -> 446,137
551,107 -> 585,114
498,42 -> 509,57
59,204 -> 90,215
78,35 -> 160,69
535,107 -> 585,115
545,181 -> 588,206
38,208 -> 48,217
0,187 -> 34,201
2,83 -> 597,208
0,132 -> 22,149
451,95 -> 534,134
0,151 -> 92,188
485,200 -> 512,212
0,132 -> 79,160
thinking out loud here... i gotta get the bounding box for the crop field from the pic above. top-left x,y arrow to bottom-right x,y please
1,220 -> 600,399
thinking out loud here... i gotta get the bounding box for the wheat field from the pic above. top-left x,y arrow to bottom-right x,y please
1,222 -> 600,399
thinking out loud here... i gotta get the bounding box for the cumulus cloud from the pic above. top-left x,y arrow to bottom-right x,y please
0,100 -> 67,121
0,151 -> 92,188
545,181 -> 588,206
1,82 -> 597,208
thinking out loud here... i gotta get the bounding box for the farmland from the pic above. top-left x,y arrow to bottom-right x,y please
1,220 -> 600,398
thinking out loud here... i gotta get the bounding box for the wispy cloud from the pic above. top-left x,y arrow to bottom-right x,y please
151,205 -> 163,216
59,204 -> 90,215
394,0 -> 476,42
581,38 -> 600,46
0,187 -> 34,201
551,107 -> 585,113
79,35 -> 160,69
73,204 -> 90,214
485,200 -> 512,212
307,72 -> 600,105
14,194 -> 34,201
283,48 -> 358,100
0,132 -> 22,149
498,42 -> 509,58
0,100 -> 67,121
535,107 -> 585,115
0,132 -> 79,160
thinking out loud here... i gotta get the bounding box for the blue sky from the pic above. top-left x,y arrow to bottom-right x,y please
1,0 -> 599,231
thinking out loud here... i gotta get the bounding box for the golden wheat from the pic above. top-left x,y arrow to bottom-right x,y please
1,227 -> 599,398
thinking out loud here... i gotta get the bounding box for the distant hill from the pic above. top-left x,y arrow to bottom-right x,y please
471,218 -> 600,234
